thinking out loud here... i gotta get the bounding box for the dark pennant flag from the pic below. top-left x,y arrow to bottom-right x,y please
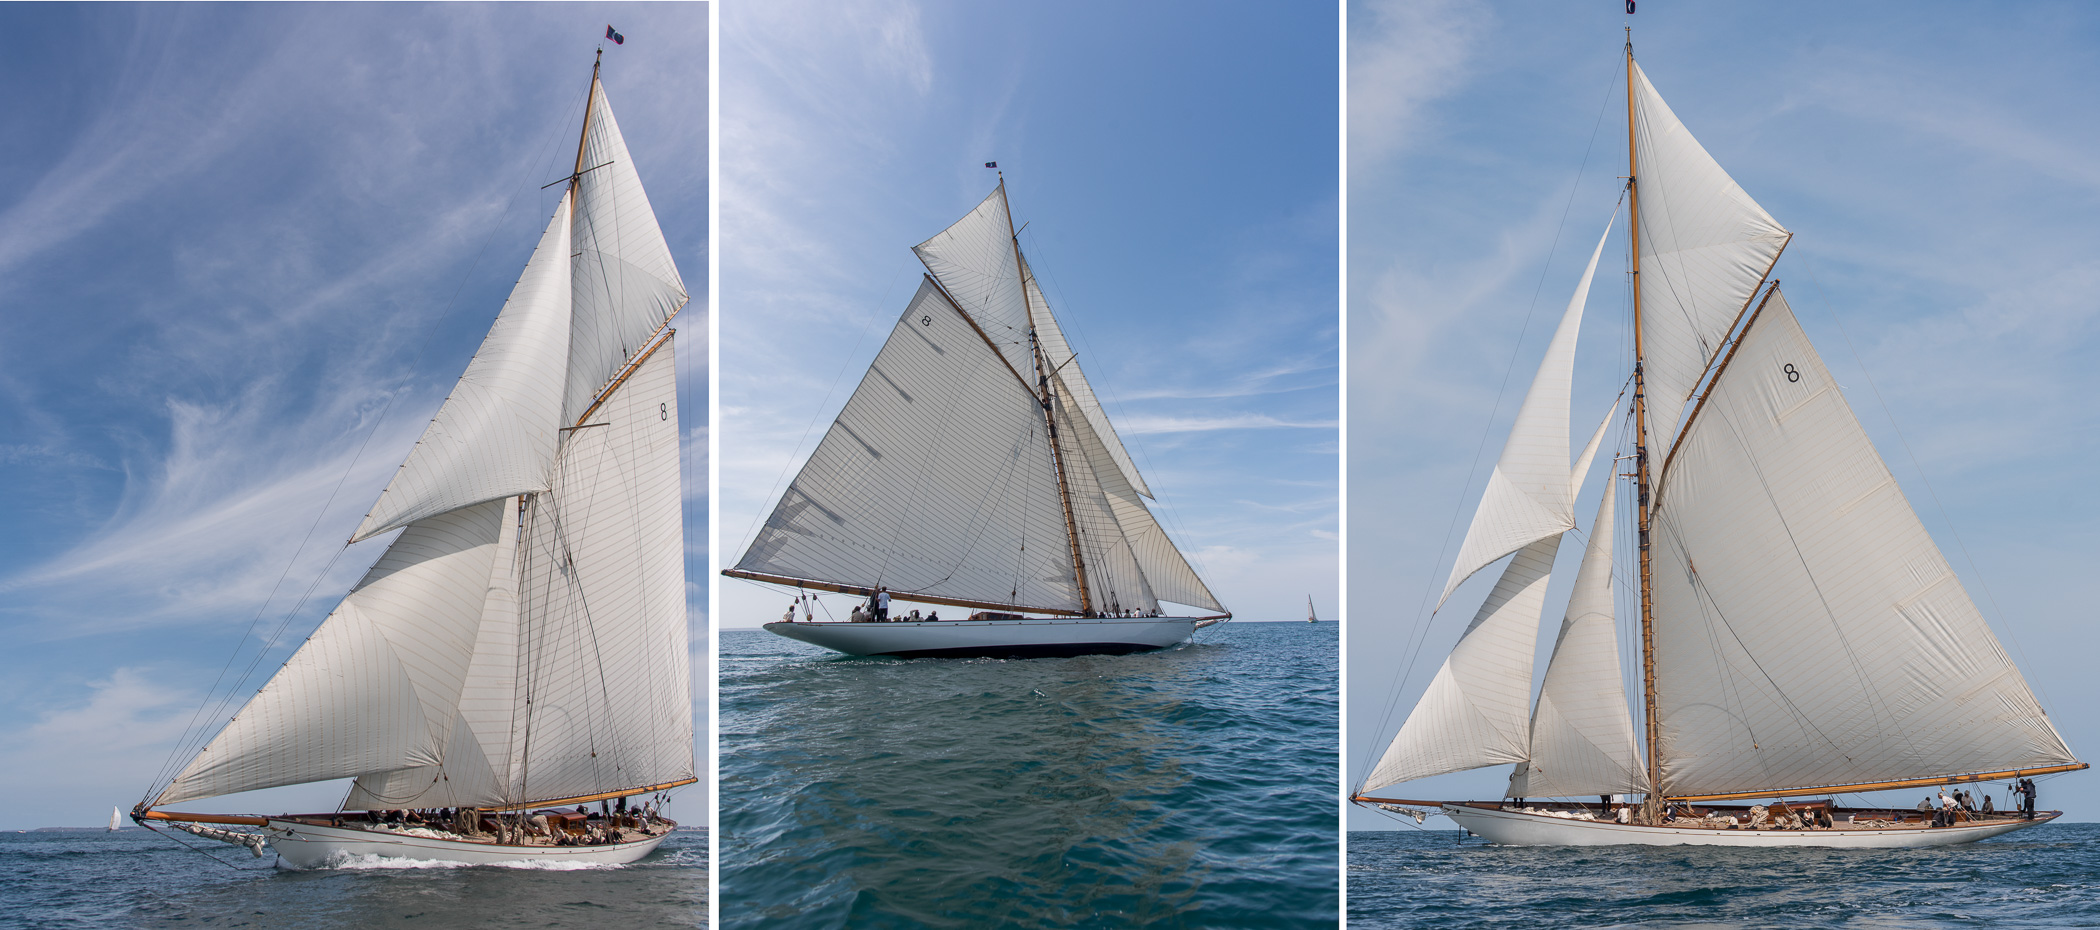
984,162 -> 997,168
606,25 -> 625,45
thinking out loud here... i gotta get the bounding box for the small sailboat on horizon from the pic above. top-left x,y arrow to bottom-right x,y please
133,49 -> 696,868
725,177 -> 1230,658
1352,31 -> 2084,847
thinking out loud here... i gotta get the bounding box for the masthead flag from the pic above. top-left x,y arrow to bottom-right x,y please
984,162 -> 997,168
606,25 -> 625,45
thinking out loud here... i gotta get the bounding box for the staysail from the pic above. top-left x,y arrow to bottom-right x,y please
1647,288 -> 2075,798
156,75 -> 692,812
730,183 -> 1223,616
1509,478 -> 1646,798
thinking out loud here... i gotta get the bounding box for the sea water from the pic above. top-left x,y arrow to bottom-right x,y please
0,826 -> 705,929
718,620 -> 1339,928
1350,824 -> 2100,928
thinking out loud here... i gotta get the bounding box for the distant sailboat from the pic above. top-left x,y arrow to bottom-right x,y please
1307,596 -> 1318,623
725,177 -> 1230,658
108,807 -> 120,832
134,49 -> 695,867
1352,32 -> 2084,847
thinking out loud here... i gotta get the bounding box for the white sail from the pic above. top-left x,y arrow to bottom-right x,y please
507,338 -> 693,802
1025,257 -> 1150,497
1367,535 -> 1562,791
161,80 -> 691,812
911,185 -> 1037,380
352,195 -> 574,543
1630,61 -> 1790,452
159,501 -> 509,805
1438,216 -> 1612,608
565,78 -> 689,426
734,279 -> 1081,611
1510,479 -> 1646,798
1649,290 -> 2075,797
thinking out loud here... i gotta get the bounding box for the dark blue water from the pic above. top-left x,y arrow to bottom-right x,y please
718,621 -> 1339,929
1350,824 -> 2100,928
0,826 -> 706,929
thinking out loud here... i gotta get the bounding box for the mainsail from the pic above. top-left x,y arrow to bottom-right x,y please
730,183 -> 1223,617
155,72 -> 693,812
1648,289 -> 2075,798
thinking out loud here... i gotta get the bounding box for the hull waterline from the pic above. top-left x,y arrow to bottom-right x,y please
763,616 -> 1215,658
264,819 -> 671,868
1440,804 -> 2059,848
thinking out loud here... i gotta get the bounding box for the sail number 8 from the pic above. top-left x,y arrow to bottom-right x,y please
1783,363 -> 1800,383
921,315 -> 933,327
660,403 -> 669,421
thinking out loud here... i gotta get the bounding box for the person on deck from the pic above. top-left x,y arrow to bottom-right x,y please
876,587 -> 891,622
1983,794 -> 1995,814
2021,778 -> 2038,820
1938,791 -> 1959,827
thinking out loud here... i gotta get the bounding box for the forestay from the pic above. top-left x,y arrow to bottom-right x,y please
1649,290 -> 2074,797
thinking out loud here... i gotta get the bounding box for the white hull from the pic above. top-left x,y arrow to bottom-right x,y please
265,819 -> 670,869
764,616 -> 1218,658
1442,804 -> 2058,848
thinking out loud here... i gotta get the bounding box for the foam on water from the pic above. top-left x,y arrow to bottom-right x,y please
301,852 -> 627,871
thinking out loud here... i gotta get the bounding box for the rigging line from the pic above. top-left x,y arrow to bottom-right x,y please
1020,229 -> 1220,596
146,82 -> 592,800
1355,54 -> 1626,792
871,299 -> 998,589
1791,254 -> 2057,717
730,259 -> 917,565
1652,479 -> 1865,771
1695,344 -> 1916,760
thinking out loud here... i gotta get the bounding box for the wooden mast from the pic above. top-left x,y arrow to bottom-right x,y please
1626,29 -> 1665,825
1000,176 -> 1094,616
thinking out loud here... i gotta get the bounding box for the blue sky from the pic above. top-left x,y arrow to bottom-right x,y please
0,4 -> 708,830
716,2 -> 1340,629
1350,1 -> 2100,828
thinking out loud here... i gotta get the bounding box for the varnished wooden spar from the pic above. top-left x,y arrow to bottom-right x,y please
480,776 -> 701,812
135,809 -> 269,827
1668,762 -> 2089,803
1625,30 -> 1664,824
722,568 -> 1087,617
1001,178 -> 1093,617
139,776 -> 699,826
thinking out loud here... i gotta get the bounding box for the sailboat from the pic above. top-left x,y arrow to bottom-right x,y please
1351,33 -> 2085,847
132,51 -> 696,868
1308,596 -> 1319,623
108,807 -> 121,833
724,177 -> 1230,658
